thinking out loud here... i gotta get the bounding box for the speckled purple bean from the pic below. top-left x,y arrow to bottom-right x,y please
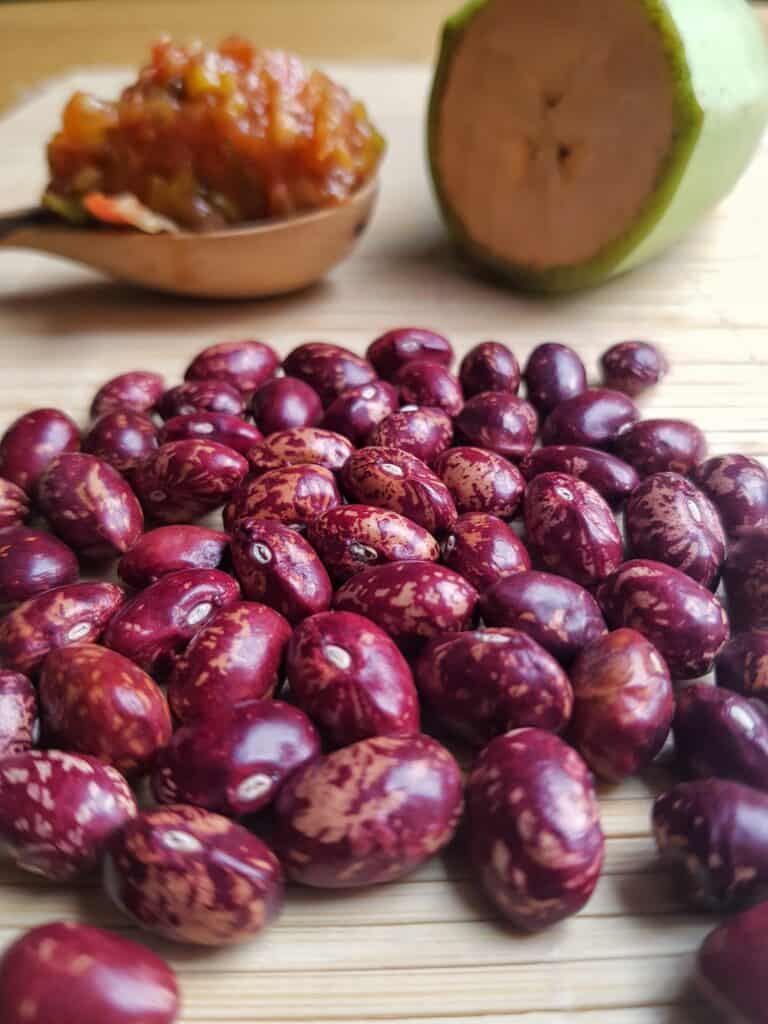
273,734 -> 463,887
369,408 -> 453,466
283,343 -> 376,407
224,463 -> 341,531
693,454 -> 768,536
83,410 -> 159,473
157,380 -> 244,421
340,447 -> 457,534
118,525 -> 229,588
467,728 -> 604,930
442,512 -> 530,591
569,629 -> 674,782
102,569 -> 240,678
613,419 -> 707,477
697,902 -> 768,1024
185,339 -> 279,392
0,479 -> 30,529
167,601 -> 292,722
416,629 -> 572,746
287,611 -> 420,747
459,341 -> 520,397
321,380 -> 399,445
480,570 -> 607,665
306,504 -> 439,583
716,631 -> 768,703
37,453 -> 144,560
132,439 -> 249,524
0,670 -> 38,758
653,779 -> 768,911
250,377 -> 323,435
0,527 -> 79,607
541,388 -> 639,448
523,343 -> 587,415
0,582 -> 125,676
367,328 -> 453,380
152,700 -> 320,816
524,472 -> 623,587
0,749 -> 137,879
454,392 -> 538,459
722,527 -> 768,631
433,447 -> 525,518
520,446 -> 639,508
246,427 -> 354,476
0,409 -> 80,494
158,411 -> 262,455
0,921 -> 180,1024
104,805 -> 283,945
90,371 -> 165,418
333,561 -> 477,651
395,360 -> 463,416
229,517 -> 332,625
600,341 -> 667,397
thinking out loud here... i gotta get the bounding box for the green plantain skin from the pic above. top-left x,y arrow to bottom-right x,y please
428,0 -> 768,292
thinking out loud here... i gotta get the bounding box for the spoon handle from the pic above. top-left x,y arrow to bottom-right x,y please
0,207 -> 51,243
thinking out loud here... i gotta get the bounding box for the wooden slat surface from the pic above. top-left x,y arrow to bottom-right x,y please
1,30 -> 768,1022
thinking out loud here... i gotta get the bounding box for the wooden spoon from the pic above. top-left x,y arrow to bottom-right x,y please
0,179 -> 378,298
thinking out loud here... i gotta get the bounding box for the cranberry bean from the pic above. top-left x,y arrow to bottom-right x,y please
433,446 -> 525,518
90,371 -> 165,419
167,601 -> 292,722
468,729 -> 604,930
0,479 -> 30,529
520,446 -> 639,507
0,409 -> 80,494
225,463 -> 341,531
459,341 -> 520,397
480,571 -> 607,665
442,513 -> 530,591
697,902 -> 768,1024
0,921 -> 180,1024
102,568 -> 240,678
395,360 -> 463,416
247,427 -> 354,476
541,388 -> 639,448
250,377 -> 323,435
158,411 -> 262,455
321,380 -> 399,445
132,439 -> 248,523
722,527 -> 768,631
38,453 -> 143,560
273,734 -> 463,886
600,341 -> 667,396
340,447 -> 457,534
40,644 -> 172,777
716,632 -> 768,703
185,339 -> 279,392
229,517 -> 332,624
0,749 -> 136,879
83,411 -> 158,473
369,408 -> 453,466
367,328 -> 453,379
598,559 -> 729,678
157,380 -> 244,420
625,472 -> 725,588
152,700 -> 320,816
334,561 -> 477,651
283,342 -> 376,406
0,670 -> 38,758
0,582 -> 125,676
674,684 -> 768,790
306,504 -> 439,583
455,392 -> 538,459
416,629 -> 572,746
653,779 -> 768,910
569,629 -> 674,782
693,454 -> 768,536
613,418 -> 707,477
523,343 -> 587,415
118,525 -> 229,588
287,611 -> 420,746
104,805 -> 283,945
524,472 -> 623,587
0,527 -> 78,607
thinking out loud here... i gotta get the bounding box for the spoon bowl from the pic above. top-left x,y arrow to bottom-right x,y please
0,179 -> 378,299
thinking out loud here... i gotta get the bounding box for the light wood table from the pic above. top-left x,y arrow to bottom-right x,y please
0,7 -> 767,1024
